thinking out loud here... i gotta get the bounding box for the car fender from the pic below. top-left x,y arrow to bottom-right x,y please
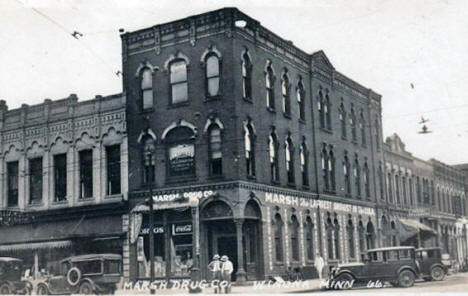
36,282 -> 52,294
79,278 -> 96,291
430,263 -> 447,273
396,266 -> 417,277
334,270 -> 356,279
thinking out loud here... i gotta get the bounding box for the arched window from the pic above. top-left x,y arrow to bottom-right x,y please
388,172 -> 393,203
409,178 -> 414,205
333,218 -> 341,259
297,78 -> 305,120
306,217 -> 314,261
265,61 -> 275,110
344,154 -> 351,195
360,111 -> 366,146
347,219 -> 355,259
375,118 -> 380,150
339,102 -> 347,139
205,54 -> 220,97
350,107 -> 357,142
354,155 -> 361,198
325,92 -> 331,130
358,221 -> 366,253
208,124 -> 222,176
326,217 -> 334,259
142,136 -> 155,185
291,215 -> 299,261
321,145 -> 329,190
329,148 -> 336,191
241,50 -> 252,99
395,174 -> 401,204
281,71 -> 291,116
274,214 -> 283,262
170,60 -> 188,104
391,221 -> 397,246
244,122 -> 255,177
364,160 -> 370,198
285,135 -> 295,184
379,164 -> 384,201
141,68 -> 153,109
402,176 -> 407,204
269,130 -> 279,182
318,88 -> 325,128
300,140 -> 309,186
366,222 -> 375,249
437,187 -> 441,211
165,126 -> 196,177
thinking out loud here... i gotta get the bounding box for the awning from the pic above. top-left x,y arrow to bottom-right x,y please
398,218 -> 437,243
0,240 -> 72,252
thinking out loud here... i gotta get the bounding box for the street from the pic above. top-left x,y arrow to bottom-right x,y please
311,272 -> 468,294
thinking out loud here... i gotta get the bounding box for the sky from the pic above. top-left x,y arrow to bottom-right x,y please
1,0 -> 467,165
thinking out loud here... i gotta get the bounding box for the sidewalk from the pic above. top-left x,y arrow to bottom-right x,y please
116,279 -> 322,295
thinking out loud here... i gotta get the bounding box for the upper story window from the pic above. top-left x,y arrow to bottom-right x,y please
269,129 -> 279,183
205,54 -> 220,97
321,144 -> 335,191
291,215 -> 300,261
285,135 -> 295,184
409,178 -> 414,206
241,50 -> 252,100
305,217 -> 314,261
141,68 -> 153,110
300,139 -> 309,187
402,176 -> 407,205
395,174 -> 401,204
379,164 -> 385,201
321,145 -> 329,190
347,218 -> 355,259
166,126 -> 196,178
339,102 -> 347,139
244,120 -> 256,177
7,161 -> 19,207
375,118 -> 381,150
54,153 -> 67,202
297,78 -> 305,120
29,157 -> 43,204
364,160 -> 370,199
142,136 -> 156,185
388,172 -> 394,203
281,70 -> 291,116
318,87 -> 325,128
208,124 -> 222,176
106,145 -> 121,195
343,154 -> 351,195
329,148 -> 336,191
325,91 -> 332,130
170,60 -> 188,104
354,155 -> 361,198
350,106 -> 357,142
274,213 -> 284,262
79,150 -> 93,199
265,61 -> 275,110
360,110 -> 366,146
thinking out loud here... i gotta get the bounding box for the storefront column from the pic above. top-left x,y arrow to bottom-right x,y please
34,252 -> 39,280
190,206 -> 201,292
234,219 -> 247,284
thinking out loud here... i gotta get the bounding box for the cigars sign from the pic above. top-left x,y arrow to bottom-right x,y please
264,192 -> 375,216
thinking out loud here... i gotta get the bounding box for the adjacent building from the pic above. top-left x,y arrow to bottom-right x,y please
0,94 -> 128,278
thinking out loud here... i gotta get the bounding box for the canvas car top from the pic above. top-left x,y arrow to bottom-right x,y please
60,254 -> 121,263
366,246 -> 415,252
0,257 -> 22,262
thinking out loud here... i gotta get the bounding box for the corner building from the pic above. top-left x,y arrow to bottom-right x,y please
122,8 -> 386,283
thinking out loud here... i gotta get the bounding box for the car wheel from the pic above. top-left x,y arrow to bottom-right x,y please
37,284 -> 49,295
79,282 -> 94,295
431,266 -> 445,281
0,283 -> 11,295
333,273 -> 354,290
398,270 -> 415,288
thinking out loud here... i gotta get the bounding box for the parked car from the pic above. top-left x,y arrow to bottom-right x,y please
415,247 -> 447,281
0,257 -> 32,294
329,246 -> 419,289
36,254 -> 121,295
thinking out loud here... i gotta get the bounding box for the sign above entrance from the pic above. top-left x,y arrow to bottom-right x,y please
152,190 -> 215,203
132,190 -> 216,213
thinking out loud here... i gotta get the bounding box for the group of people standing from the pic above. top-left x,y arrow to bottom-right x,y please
208,254 -> 234,293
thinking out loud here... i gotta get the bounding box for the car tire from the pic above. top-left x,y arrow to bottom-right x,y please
0,283 -> 11,295
79,281 -> 94,295
67,267 -> 81,286
37,284 -> 49,295
430,266 -> 445,281
398,270 -> 415,288
333,273 -> 354,290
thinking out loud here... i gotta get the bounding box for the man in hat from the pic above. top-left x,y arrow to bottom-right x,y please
208,254 -> 222,293
221,255 -> 234,293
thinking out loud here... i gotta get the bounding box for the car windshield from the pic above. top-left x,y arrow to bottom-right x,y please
76,260 -> 102,275
369,251 -> 383,262
427,249 -> 440,259
104,260 -> 120,274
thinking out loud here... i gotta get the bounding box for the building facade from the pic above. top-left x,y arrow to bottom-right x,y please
0,94 -> 129,278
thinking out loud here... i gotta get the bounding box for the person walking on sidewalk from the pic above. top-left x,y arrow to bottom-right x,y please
221,255 -> 234,293
314,252 -> 325,280
208,254 -> 222,293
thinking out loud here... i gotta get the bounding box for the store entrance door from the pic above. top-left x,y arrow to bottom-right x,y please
217,236 -> 237,281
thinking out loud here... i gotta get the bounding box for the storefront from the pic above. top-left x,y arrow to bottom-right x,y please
127,181 -> 379,283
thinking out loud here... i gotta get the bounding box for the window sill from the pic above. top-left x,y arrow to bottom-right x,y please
242,97 -> 253,104
274,262 -> 284,266
266,107 -> 276,113
320,127 -> 333,135
271,180 -> 280,185
205,95 -> 221,102
105,194 -> 122,199
351,140 -> 358,145
246,175 -> 256,181
345,193 -> 352,198
52,199 -> 68,205
28,202 -> 43,208
283,113 -> 292,119
324,189 -> 336,194
78,197 -> 95,202
167,101 -> 190,109
341,136 -> 347,141
207,174 -> 225,181
298,118 -> 306,124
287,182 -> 296,188
302,185 -> 310,190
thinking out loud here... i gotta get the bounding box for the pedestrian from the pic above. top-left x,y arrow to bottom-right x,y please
208,254 -> 222,293
314,251 -> 325,280
221,255 -> 234,293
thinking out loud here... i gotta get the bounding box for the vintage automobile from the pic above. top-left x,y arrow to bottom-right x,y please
0,257 -> 32,294
416,247 -> 447,281
36,254 -> 121,295
329,246 -> 419,289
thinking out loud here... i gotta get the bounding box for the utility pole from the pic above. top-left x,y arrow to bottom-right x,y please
144,139 -> 156,295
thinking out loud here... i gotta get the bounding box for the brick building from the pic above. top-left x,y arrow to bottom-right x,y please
0,94 -> 128,278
